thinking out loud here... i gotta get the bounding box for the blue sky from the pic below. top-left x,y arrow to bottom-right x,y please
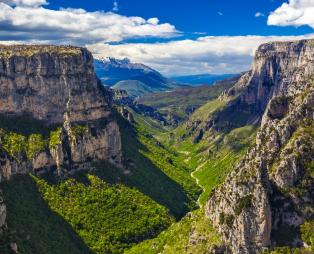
0,0 -> 314,75
47,0 -> 313,38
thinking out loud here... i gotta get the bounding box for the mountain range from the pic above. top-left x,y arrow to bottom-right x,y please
94,58 -> 179,97
172,73 -> 236,86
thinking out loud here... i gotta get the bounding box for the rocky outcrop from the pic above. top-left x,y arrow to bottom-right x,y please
0,45 -> 112,124
0,45 -> 122,180
206,39 -> 314,253
224,40 -> 314,116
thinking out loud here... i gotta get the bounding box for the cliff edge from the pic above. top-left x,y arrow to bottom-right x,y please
206,39 -> 314,253
0,45 -> 122,179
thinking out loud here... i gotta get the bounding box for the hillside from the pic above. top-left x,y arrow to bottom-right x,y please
136,74 -> 240,124
94,58 -> 178,97
112,80 -> 154,97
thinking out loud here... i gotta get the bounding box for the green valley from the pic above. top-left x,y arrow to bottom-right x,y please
1,38 -> 314,254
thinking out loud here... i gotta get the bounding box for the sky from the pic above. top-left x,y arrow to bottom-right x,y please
0,0 -> 314,76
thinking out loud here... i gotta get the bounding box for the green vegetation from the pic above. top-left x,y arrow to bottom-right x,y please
71,125 -> 88,138
126,209 -> 222,254
1,131 -> 47,160
224,214 -> 235,228
0,126 -> 63,160
218,212 -> 235,228
136,124 -> 201,204
0,175 -> 92,254
120,88 -> 256,252
301,221 -> 314,249
26,134 -> 46,159
264,230 -> 314,254
2,132 -> 26,159
234,195 -> 253,215
0,111 -> 203,252
137,76 -> 238,122
113,80 -> 155,97
165,124 -> 256,206
264,246 -> 313,254
0,127 -> 62,160
34,174 -> 174,254
126,107 -> 169,135
69,125 -> 89,143
49,128 -> 62,149
1,173 -> 174,254
94,114 -> 201,218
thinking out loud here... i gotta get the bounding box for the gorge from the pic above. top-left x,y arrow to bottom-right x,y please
0,39 -> 313,254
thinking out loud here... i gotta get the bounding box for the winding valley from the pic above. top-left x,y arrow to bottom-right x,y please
0,39 -> 313,254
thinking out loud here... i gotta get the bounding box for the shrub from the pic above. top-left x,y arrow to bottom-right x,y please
2,132 -> 26,158
72,125 -> 88,138
300,221 -> 314,247
26,134 -> 46,159
225,214 -> 235,228
49,128 -> 62,148
69,125 -> 88,143
234,195 -> 253,215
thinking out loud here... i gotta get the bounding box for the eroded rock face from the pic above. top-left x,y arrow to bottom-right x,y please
0,45 -> 111,124
227,40 -> 314,113
0,45 -> 122,180
206,40 -> 314,253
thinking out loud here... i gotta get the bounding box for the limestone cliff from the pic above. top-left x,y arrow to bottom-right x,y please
0,45 -> 123,253
206,39 -> 314,253
0,45 -> 122,180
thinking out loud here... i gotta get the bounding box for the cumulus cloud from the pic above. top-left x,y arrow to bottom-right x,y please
1,0 -> 47,6
255,12 -> 265,17
268,0 -> 314,28
88,34 -> 314,75
0,1 -> 178,44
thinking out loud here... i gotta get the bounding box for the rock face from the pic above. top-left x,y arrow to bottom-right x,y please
0,45 -> 111,124
0,191 -> 6,230
0,45 -> 122,180
206,39 -> 314,253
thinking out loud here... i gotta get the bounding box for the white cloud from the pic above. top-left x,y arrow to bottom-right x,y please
255,12 -> 265,17
1,0 -> 47,6
147,18 -> 159,25
88,34 -> 314,76
112,0 -> 118,12
0,2 -> 178,44
268,0 -> 314,28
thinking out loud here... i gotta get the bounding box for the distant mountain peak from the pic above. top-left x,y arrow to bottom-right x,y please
95,57 -> 155,73
94,58 -> 178,96
100,57 -> 131,65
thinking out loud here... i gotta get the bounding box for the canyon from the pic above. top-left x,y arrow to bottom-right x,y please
0,40 -> 313,254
